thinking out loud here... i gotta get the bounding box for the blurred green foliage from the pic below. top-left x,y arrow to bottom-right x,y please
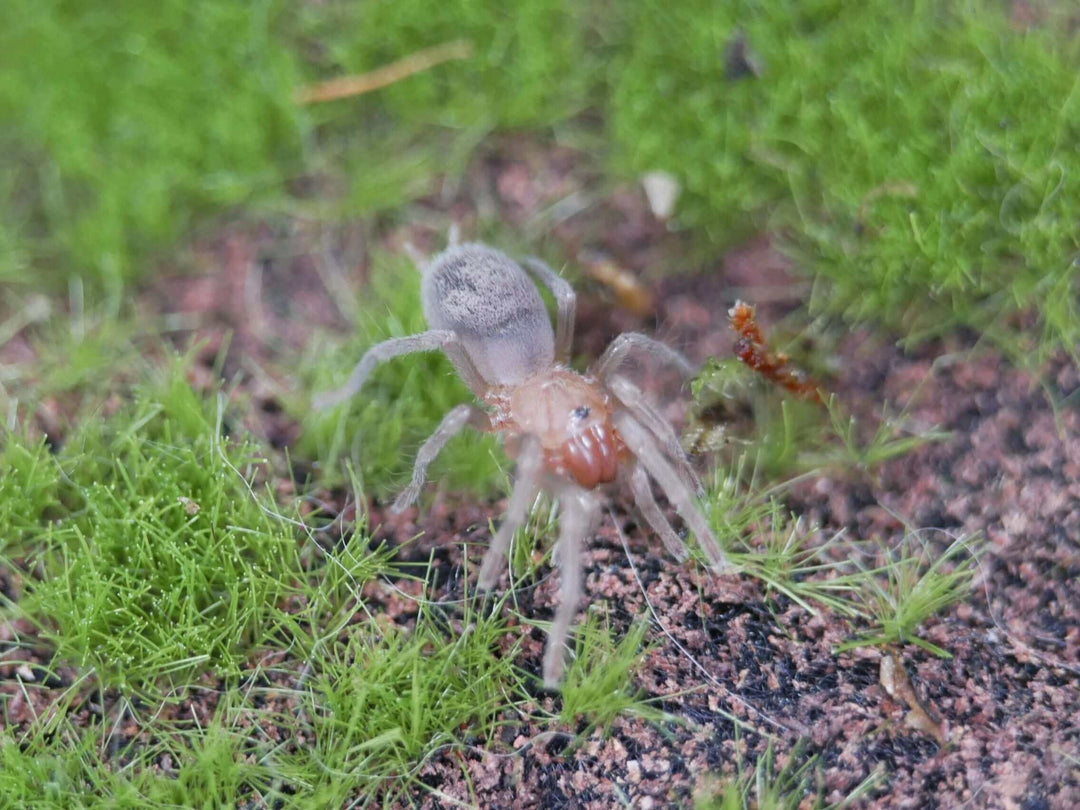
1,0 -> 302,296
2,0 -> 1077,352
0,0 -> 597,297
613,0 -> 1080,357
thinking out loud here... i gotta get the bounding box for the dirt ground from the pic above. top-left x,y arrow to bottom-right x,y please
8,139 -> 1079,808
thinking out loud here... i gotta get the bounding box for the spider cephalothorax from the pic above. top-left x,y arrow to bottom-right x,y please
317,237 -> 728,685
485,369 -> 624,489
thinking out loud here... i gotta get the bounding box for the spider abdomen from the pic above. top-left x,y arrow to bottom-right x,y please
422,243 -> 555,386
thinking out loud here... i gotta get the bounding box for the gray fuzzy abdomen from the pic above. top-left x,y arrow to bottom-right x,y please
422,244 -> 555,386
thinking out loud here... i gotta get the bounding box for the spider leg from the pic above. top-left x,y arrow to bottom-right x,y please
592,332 -> 696,382
627,463 -> 689,562
521,257 -> 576,364
404,241 -> 426,267
543,487 -> 600,688
477,436 -> 544,591
612,410 -> 729,574
313,330 -> 458,410
392,404 -> 487,513
607,374 -> 704,497
314,330 -> 487,409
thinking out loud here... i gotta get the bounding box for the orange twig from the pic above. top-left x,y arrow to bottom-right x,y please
295,39 -> 474,105
729,300 -> 823,404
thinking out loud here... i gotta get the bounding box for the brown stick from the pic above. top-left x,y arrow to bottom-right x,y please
295,39 -> 474,105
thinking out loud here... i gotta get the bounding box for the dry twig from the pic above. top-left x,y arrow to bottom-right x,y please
295,39 -> 474,105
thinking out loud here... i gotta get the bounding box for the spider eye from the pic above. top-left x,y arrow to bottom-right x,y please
573,405 -> 591,420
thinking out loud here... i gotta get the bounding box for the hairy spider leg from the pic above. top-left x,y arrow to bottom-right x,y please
593,332 -> 696,382
392,403 -> 486,513
521,257 -> 577,364
542,486 -> 600,687
612,410 -> 729,573
607,374 -> 704,497
477,436 -> 544,591
627,463 -> 689,562
401,226 -> 461,282
313,330 -> 488,409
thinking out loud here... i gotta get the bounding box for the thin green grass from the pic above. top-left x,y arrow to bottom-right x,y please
0,432 -> 59,551
695,737 -> 885,809
557,611 -> 661,733
0,357 -> 394,692
687,350 -> 948,483
703,461 -> 864,618
812,395 -> 951,474
2,360 -> 665,804
698,447 -> 982,662
687,351 -> 952,624
0,355 -> 981,804
838,533 -> 983,658
0,683 -> 278,807
689,362 -> 976,660
1,3 -> 1053,800
0,712 -> 136,805
0,592 -> 658,806
698,457 -> 980,663
277,604 -> 527,804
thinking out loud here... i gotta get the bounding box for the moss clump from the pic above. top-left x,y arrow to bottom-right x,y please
613,0 -> 1080,358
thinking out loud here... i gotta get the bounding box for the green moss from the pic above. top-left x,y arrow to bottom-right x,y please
299,0 -> 597,130
6,1 -> 1075,357
0,359 -> 386,691
1,0 -> 603,294
0,0 -> 303,295
278,588 -> 528,805
613,0 -> 1080,358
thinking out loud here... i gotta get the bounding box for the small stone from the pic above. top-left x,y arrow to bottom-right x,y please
641,171 -> 681,220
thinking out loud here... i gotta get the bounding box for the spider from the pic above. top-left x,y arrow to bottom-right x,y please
316,236 -> 729,686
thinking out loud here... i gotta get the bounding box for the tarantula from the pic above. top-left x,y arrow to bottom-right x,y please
316,237 -> 728,686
